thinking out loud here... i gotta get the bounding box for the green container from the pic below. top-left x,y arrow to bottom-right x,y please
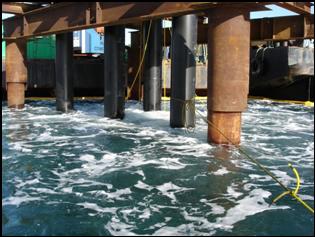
2,24 -> 5,59
2,40 -> 5,59
27,35 -> 56,59
2,22 -> 56,59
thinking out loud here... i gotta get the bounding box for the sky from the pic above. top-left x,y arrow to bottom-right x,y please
250,4 -> 314,19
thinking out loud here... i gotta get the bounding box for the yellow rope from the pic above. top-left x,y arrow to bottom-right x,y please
126,20 -> 152,101
172,95 -> 314,214
162,24 -> 168,111
197,108 -> 314,214
163,26 -> 167,99
248,96 -> 314,107
272,163 -> 314,214
163,96 -> 313,107
171,97 -> 196,133
126,19 -> 314,213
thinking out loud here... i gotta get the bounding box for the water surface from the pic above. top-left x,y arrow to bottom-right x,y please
2,99 -> 314,236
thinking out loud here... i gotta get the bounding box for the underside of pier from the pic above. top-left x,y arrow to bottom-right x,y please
2,2 -> 313,144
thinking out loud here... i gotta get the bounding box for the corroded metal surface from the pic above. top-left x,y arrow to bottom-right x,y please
2,2 -> 272,40
207,7 -> 250,144
7,82 -> 25,109
5,40 -> 27,84
207,7 -> 250,112
5,39 -> 27,108
207,112 -> 241,144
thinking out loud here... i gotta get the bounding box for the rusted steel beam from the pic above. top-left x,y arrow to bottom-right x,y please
154,15 -> 314,47
274,2 -> 311,15
2,3 -> 24,15
251,15 -> 314,41
207,7 -> 250,145
2,2 -> 46,15
5,39 -> 27,109
304,15 -> 314,38
3,2 -> 266,40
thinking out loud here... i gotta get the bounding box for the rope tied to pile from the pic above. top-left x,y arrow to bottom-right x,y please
178,94 -> 314,214
171,97 -> 196,133
126,20 -> 153,101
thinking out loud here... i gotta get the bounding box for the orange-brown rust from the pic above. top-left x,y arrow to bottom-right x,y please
207,7 -> 250,112
7,82 -> 25,109
5,39 -> 27,108
207,112 -> 241,144
207,7 -> 250,144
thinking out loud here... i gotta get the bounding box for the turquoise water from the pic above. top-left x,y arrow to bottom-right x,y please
2,99 -> 314,236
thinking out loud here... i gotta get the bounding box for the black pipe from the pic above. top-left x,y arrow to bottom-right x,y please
104,25 -> 126,119
143,19 -> 162,111
170,14 -> 197,128
55,32 -> 74,112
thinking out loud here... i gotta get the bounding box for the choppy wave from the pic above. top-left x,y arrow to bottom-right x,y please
2,99 -> 314,236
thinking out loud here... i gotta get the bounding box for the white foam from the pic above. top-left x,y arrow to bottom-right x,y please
129,170 -> 145,178
139,208 -> 151,220
213,167 -> 230,176
2,99 -> 313,236
77,202 -> 117,214
15,178 -> 40,188
156,182 -> 194,204
61,187 -> 73,193
200,199 -> 225,215
3,195 -> 42,207
296,194 -> 314,201
157,158 -> 190,170
249,174 -> 272,182
78,153 -> 120,175
30,187 -> 58,195
105,216 -> 138,236
152,224 -> 207,236
134,181 -> 154,191
10,142 -> 32,153
40,149 -> 50,154
215,188 -> 289,231
226,185 -> 243,199
89,188 -> 132,201
80,154 -> 96,162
